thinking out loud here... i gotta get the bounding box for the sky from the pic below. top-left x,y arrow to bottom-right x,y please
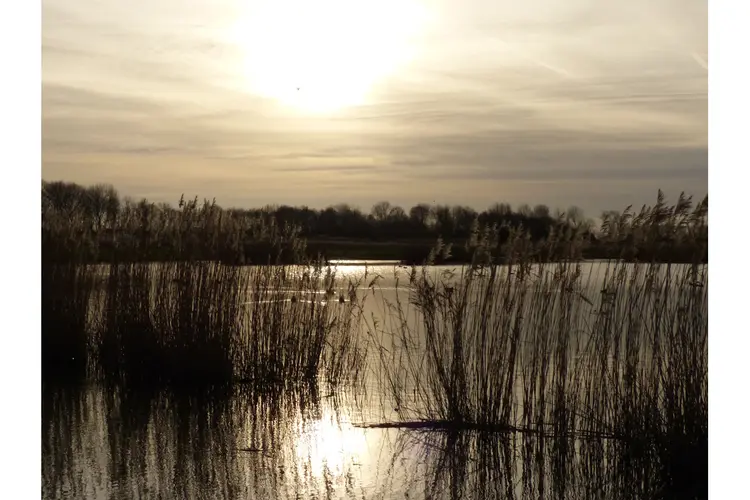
42,0 -> 707,216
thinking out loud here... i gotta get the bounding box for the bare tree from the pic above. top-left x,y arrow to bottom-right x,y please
84,184 -> 120,231
517,204 -> 532,217
371,201 -> 391,222
388,206 -> 408,221
432,205 -> 455,235
452,205 -> 478,235
409,203 -> 432,227
487,203 -> 512,216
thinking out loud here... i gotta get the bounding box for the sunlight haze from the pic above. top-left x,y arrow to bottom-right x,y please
42,0 -> 707,215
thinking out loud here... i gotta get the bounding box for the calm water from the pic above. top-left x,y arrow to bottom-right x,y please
43,383 -> 647,500
43,261 -> 706,499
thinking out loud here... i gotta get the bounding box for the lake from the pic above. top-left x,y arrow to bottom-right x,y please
43,261 -> 707,499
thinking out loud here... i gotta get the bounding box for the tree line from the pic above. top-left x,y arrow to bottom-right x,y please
42,180 -> 707,264
42,180 -> 592,239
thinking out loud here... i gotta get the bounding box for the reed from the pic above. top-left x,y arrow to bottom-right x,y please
369,193 -> 708,495
42,263 -> 96,380
82,259 -> 371,387
42,187 -> 371,387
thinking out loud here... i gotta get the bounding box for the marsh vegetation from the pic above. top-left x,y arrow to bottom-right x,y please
42,182 -> 708,499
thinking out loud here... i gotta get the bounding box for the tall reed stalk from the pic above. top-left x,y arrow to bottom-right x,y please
370,195 -> 708,495
87,260 -> 371,387
42,263 -> 96,380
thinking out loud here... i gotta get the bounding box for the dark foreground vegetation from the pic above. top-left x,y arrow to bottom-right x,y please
369,257 -> 707,499
42,180 -> 708,499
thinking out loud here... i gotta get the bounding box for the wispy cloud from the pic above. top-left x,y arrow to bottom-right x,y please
42,0 -> 707,214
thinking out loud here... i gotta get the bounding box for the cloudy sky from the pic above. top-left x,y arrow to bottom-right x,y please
42,0 -> 707,216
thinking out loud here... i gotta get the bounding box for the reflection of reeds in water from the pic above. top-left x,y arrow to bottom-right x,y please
42,260 -> 372,388
42,384 -> 378,500
42,375 -> 704,499
369,196 -> 708,498
42,187 -> 370,389
371,255 -> 707,497
41,193 -> 708,499
381,429 -> 679,500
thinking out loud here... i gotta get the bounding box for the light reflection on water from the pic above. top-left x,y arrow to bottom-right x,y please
46,262 -> 706,499
42,380 -> 702,499
41,385 -> 408,500
294,409 -> 368,479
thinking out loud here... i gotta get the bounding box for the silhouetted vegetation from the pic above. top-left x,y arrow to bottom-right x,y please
43,381 -> 706,499
43,180 -> 706,265
42,180 -> 707,498
368,200 -> 707,498
42,181 -> 373,388
92,261 -> 371,387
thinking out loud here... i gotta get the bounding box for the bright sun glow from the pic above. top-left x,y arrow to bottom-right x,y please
295,412 -> 368,478
232,0 -> 427,113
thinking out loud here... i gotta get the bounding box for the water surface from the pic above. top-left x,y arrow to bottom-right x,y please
44,261 -> 706,499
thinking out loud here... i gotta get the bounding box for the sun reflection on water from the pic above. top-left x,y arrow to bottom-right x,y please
295,410 -> 369,479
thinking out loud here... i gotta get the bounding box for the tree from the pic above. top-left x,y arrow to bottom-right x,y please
371,201 -> 391,222
517,204 -> 532,217
388,206 -> 408,221
532,204 -> 550,219
409,203 -> 432,228
433,205 -> 455,236
318,207 -> 339,236
84,184 -> 120,231
487,203 -> 512,216
451,205 -> 477,237
42,180 -> 87,217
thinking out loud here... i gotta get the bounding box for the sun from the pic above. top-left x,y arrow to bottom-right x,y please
231,0 -> 427,113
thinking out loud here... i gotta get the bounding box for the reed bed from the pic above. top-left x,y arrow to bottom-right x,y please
42,186 -> 708,495
369,194 -> 708,496
42,184 -> 371,387
42,263 -> 96,380
44,258 -> 371,389
69,260 -> 370,387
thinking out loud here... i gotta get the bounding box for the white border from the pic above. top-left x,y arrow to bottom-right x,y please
709,1 -> 750,498
0,0 -> 41,496
1,1 -> 742,498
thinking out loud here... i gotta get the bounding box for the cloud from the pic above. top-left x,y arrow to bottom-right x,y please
42,0 -> 707,214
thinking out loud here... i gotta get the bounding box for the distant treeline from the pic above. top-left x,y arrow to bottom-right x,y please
42,180 -> 707,264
